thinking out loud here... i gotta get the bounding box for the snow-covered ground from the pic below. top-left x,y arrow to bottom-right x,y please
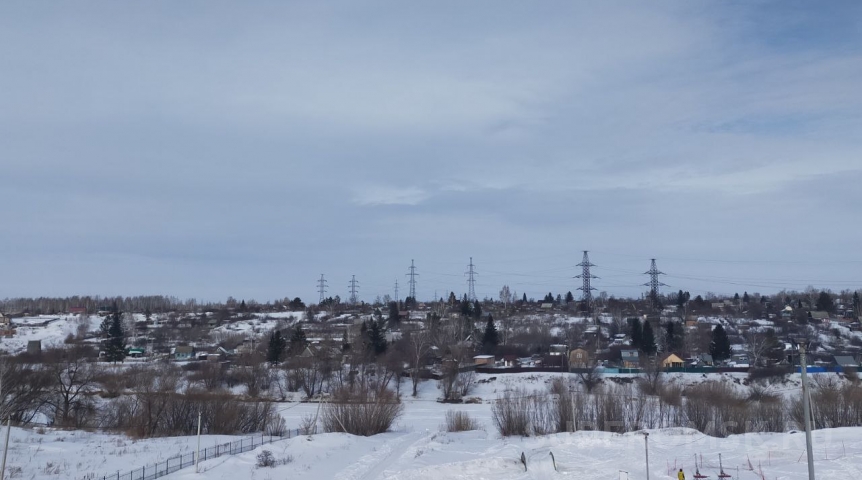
8,372 -> 861,480
0,315 -> 100,355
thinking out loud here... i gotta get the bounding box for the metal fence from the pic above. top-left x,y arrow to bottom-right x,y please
84,429 -> 301,480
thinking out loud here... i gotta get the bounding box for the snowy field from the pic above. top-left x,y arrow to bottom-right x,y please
5,372 -> 862,480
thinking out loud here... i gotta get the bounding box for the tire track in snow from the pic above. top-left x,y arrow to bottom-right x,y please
333,431 -> 426,480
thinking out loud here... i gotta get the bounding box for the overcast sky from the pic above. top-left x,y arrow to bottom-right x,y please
1,1 -> 861,304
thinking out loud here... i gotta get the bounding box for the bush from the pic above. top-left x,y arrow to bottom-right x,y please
491,389 -> 557,437
444,411 -> 481,432
299,413 -> 317,435
256,450 -> 275,468
322,386 -> 403,436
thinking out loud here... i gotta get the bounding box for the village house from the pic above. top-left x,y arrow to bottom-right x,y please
172,345 -> 194,361
659,353 -> 685,369
569,348 -> 590,369
473,354 -> 495,366
620,349 -> 639,368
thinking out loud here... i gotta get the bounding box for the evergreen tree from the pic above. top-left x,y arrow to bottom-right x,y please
816,291 -> 835,313
854,291 -> 860,317
664,321 -> 683,353
472,301 -> 482,319
629,318 -> 643,350
733,293 -> 740,304
709,324 -> 731,362
101,304 -> 126,363
404,296 -> 416,310
266,330 -> 287,364
675,290 -> 690,311
388,301 -> 400,324
742,292 -> 750,304
366,320 -> 388,356
288,325 -> 308,356
565,291 -> 574,303
522,293 -> 527,303
641,320 -> 657,355
481,315 -> 499,354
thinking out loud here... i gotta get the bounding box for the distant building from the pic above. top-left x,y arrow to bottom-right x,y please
620,349 -> 639,368
659,353 -> 685,369
569,348 -> 590,368
172,345 -> 195,361
473,354 -> 495,366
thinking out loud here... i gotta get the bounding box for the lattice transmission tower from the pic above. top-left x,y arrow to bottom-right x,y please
394,279 -> 399,303
466,257 -> 478,302
575,251 -> 598,313
644,258 -> 667,312
348,275 -> 360,305
406,259 -> 418,301
317,274 -> 328,304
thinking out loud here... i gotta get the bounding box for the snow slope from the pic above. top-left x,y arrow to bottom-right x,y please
10,372 -> 862,480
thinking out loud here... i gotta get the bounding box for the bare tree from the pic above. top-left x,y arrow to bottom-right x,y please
0,359 -> 51,424
638,359 -> 664,396
577,363 -> 604,393
46,351 -> 99,427
406,330 -> 431,397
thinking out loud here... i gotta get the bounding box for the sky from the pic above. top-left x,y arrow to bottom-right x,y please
1,1 -> 861,304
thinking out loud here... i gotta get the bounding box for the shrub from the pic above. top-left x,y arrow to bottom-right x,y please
299,414 -> 317,435
491,389 -> 557,437
256,450 -> 275,468
444,411 -> 481,432
322,386 -> 403,436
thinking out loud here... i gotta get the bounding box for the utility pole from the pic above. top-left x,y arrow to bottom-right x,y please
466,257 -> 478,302
575,251 -> 598,315
194,410 -> 202,473
349,275 -> 360,305
643,259 -> 667,313
642,432 -> 650,480
406,259 -> 418,304
798,341 -> 816,480
317,274 -> 328,304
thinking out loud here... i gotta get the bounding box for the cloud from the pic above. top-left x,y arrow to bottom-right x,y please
352,186 -> 429,206
0,1 -> 860,301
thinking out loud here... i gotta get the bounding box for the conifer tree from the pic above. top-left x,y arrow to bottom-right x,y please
267,329 -> 287,364
101,304 -> 126,363
709,324 -> 731,361
288,325 -> 308,356
366,320 -> 388,356
629,318 -> 643,350
481,315 -> 499,354
641,320 -> 657,355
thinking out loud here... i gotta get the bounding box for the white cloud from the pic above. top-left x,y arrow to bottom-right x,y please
352,186 -> 429,206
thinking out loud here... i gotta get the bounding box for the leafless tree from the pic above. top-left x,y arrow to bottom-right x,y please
46,350 -> 99,427
0,359 -> 51,424
406,330 -> 431,397
577,363 -> 604,393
